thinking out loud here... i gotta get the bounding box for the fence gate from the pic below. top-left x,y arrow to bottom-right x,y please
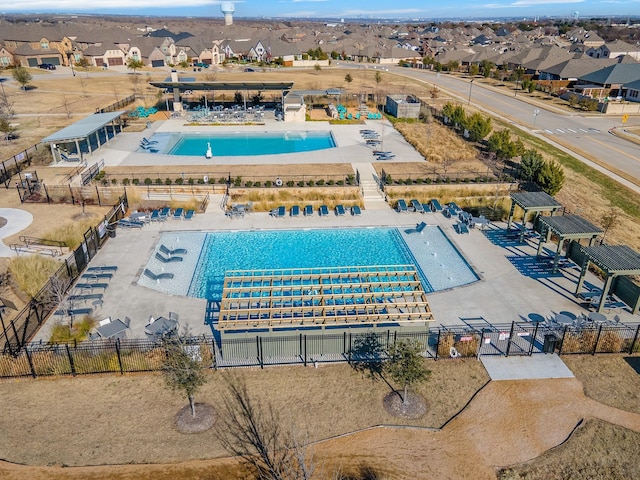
478,322 -> 541,357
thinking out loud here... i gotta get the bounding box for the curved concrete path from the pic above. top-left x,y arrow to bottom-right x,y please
0,208 -> 34,257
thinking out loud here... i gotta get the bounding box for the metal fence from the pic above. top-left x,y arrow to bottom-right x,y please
96,94 -> 136,114
0,144 -> 42,188
1,321 -> 638,378
0,195 -> 128,355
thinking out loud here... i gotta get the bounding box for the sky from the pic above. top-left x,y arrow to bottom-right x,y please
1,0 -> 639,20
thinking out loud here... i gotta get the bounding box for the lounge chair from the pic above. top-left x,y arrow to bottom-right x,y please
443,209 -> 452,218
159,245 -> 187,256
141,137 -> 158,144
143,269 -> 174,281
429,199 -> 443,212
404,221 -> 427,234
304,205 -> 313,216
155,252 -> 183,263
68,293 -> 103,303
319,205 -> 329,216
410,199 -> 424,213
456,222 -> 470,234
87,265 -> 118,272
80,272 -> 113,281
351,205 -> 362,216
290,205 -> 300,217
335,204 -> 346,216
150,209 -> 160,222
75,282 -> 109,291
118,219 -> 144,228
184,209 -> 195,220
68,307 -> 93,317
139,143 -> 158,153
172,208 -> 184,220
270,206 -> 286,217
396,199 -> 408,213
159,207 -> 171,220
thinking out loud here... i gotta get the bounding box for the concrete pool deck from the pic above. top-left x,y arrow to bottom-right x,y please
34,197 -> 636,341
68,117 -> 424,168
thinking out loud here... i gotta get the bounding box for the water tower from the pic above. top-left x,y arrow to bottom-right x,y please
221,2 -> 235,25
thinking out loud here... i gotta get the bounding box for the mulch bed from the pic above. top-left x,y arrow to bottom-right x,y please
174,402 -> 216,434
383,390 -> 427,419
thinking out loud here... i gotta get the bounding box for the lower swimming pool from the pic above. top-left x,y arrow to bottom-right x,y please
143,131 -> 336,156
180,227 -> 477,300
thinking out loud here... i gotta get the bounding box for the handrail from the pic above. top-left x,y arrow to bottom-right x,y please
19,236 -> 66,248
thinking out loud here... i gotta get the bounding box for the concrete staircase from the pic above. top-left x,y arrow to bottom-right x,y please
352,163 -> 390,211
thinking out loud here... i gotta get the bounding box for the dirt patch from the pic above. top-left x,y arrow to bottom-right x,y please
383,390 -> 427,419
174,403 -> 215,434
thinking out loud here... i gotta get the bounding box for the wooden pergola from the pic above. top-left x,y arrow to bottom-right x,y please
576,244 -> 640,314
218,265 -> 434,331
536,214 -> 603,272
507,192 -> 563,242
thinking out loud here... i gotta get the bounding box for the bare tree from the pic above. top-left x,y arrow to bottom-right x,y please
216,374 -> 316,480
161,328 -> 209,418
62,94 -> 72,118
600,207 -> 621,245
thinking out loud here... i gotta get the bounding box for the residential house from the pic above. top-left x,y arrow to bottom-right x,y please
587,40 -> 640,61
0,45 -> 15,67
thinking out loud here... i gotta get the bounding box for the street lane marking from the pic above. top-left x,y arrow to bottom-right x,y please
567,128 -> 577,133
556,129 -> 565,133
545,129 -> 553,134
584,135 -> 640,162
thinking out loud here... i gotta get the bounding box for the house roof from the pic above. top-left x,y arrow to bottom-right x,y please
579,63 -> 640,86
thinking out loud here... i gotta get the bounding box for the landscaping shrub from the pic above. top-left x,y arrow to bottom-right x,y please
8,256 -> 61,298
144,178 -> 152,186
175,178 -> 184,185
122,178 -> 130,185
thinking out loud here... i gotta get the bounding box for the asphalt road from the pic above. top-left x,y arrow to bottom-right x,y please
384,65 -> 640,192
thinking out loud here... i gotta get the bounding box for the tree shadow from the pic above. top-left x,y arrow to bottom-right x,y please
336,463 -> 383,480
624,357 -> 640,376
347,333 -> 397,395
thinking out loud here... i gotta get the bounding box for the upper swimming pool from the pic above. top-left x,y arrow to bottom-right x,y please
142,131 -> 336,156
143,227 -> 477,300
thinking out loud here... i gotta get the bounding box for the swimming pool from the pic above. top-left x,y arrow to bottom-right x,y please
142,131 -> 336,156
162,227 -> 477,300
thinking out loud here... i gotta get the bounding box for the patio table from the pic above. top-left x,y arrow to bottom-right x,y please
145,316 -> 178,337
97,318 -> 128,339
555,313 -> 574,326
588,312 -> 607,324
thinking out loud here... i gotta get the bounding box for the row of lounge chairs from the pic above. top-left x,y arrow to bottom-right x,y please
56,265 -> 119,318
395,199 -> 430,214
270,205 -> 362,217
144,244 -> 189,281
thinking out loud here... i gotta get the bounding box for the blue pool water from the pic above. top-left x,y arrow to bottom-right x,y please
185,227 -> 477,300
152,131 -> 336,156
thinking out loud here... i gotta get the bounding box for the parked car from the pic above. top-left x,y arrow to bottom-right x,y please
38,63 -> 56,70
194,62 -> 209,68
243,67 -> 255,72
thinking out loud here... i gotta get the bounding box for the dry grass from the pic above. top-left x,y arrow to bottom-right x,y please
42,213 -> 101,249
230,186 -> 363,211
7,255 -> 62,298
497,419 -> 640,480
0,360 -> 488,467
562,355 -> 640,414
394,121 -> 481,168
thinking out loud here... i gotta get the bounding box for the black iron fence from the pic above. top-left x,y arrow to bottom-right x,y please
0,144 -> 41,188
96,94 -> 136,114
1,321 -> 638,378
0,195 -> 128,355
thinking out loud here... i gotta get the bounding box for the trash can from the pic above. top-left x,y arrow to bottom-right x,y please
543,334 -> 557,353
108,227 -> 116,238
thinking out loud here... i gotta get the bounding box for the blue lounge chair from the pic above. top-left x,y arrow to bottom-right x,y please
270,206 -> 286,217
456,222 -> 470,234
290,205 -> 300,217
404,222 -> 427,234
141,137 -> 158,145
159,245 -> 187,256
81,272 -> 113,281
303,205 -> 313,216
429,199 -> 443,212
319,205 -> 329,216
143,269 -> 174,281
118,219 -> 144,228
155,252 -> 183,263
396,199 -> 408,213
159,207 -> 171,220
150,209 -> 160,222
184,209 -> 195,220
87,266 -> 117,272
173,208 -> 184,220
351,205 -> 362,216
410,199 -> 424,213
335,204 -> 346,216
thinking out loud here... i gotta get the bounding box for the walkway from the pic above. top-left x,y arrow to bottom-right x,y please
481,354 -> 575,380
0,208 -> 34,257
